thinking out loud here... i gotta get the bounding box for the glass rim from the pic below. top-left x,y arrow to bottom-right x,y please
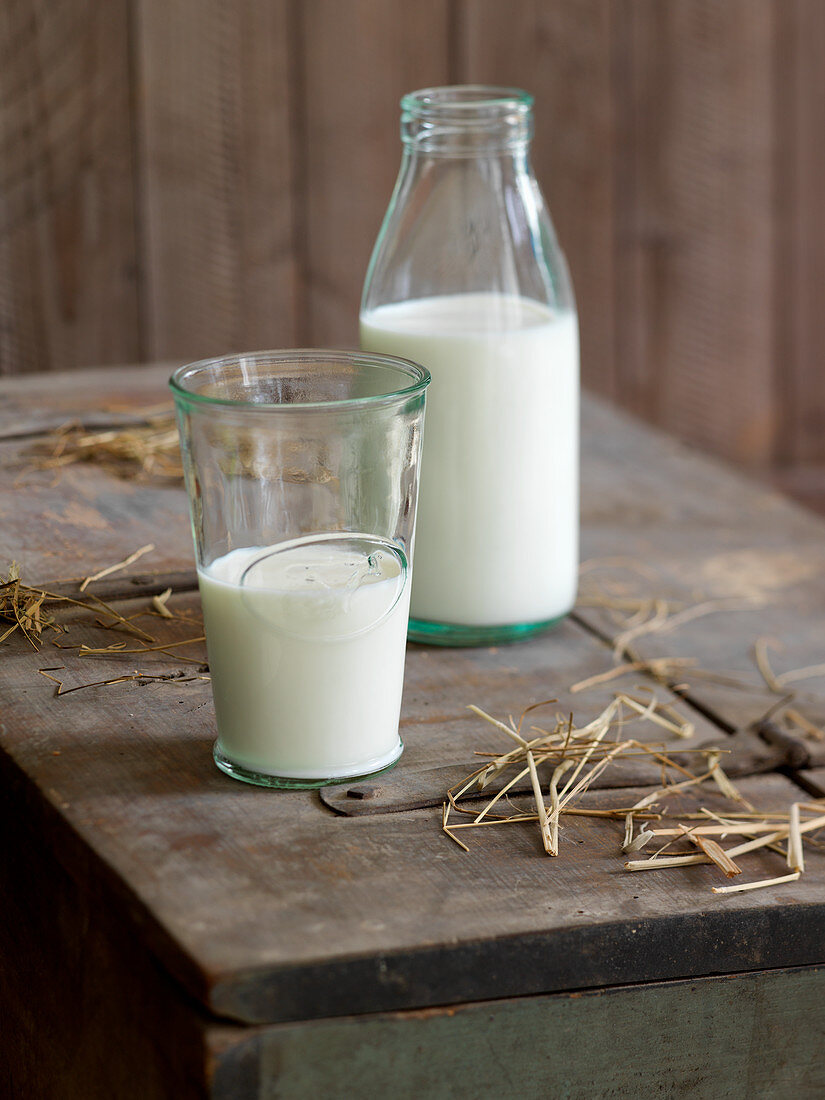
401,84 -> 534,117
169,348 -> 430,412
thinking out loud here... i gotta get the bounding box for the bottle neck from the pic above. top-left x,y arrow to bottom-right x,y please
400,85 -> 533,158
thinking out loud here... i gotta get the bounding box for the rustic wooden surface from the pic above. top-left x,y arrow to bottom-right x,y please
5,3 -> 825,508
0,361 -> 179,440
773,0 -> 825,506
210,967 -> 825,1100
3,367 -> 825,1094
299,0 -> 451,346
458,0 -> 617,402
610,0 -> 776,467
575,397 -> 825,761
319,725 -> 785,816
800,770 -> 825,799
0,440 -> 192,581
1,762 -> 216,1098
135,0 -> 298,359
3,631 -> 821,1027
0,0 -> 141,374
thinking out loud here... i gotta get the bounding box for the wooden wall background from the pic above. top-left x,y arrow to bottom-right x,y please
2,1 -> 825,506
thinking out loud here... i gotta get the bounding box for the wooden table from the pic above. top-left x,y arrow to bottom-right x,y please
2,366 -> 824,1098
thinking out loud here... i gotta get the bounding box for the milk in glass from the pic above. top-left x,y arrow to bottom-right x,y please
198,534 -> 408,779
361,292 -> 578,627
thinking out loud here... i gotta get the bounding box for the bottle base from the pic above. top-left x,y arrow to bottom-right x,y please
213,740 -> 404,789
407,614 -> 567,648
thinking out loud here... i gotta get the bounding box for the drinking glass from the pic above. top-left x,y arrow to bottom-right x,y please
170,350 -> 429,788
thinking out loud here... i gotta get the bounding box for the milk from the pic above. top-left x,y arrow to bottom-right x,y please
198,534 -> 409,780
360,293 -> 579,626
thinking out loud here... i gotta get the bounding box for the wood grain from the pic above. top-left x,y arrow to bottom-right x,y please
3,1 -> 825,515
457,0 -> 617,399
211,967 -> 825,1099
298,0 -> 451,346
0,0 -> 140,374
135,0 -> 298,361
2,635 -> 820,1027
774,0 -> 825,468
1,768 -> 215,1098
3,366 -> 825,1038
796,769 -> 825,800
0,436 -> 193,581
613,0 -> 776,467
0,361 -> 175,438
576,395 -> 825,747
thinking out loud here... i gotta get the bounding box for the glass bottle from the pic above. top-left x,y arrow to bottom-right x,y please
361,85 -> 579,646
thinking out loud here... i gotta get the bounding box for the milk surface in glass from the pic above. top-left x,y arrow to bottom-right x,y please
360,293 -> 579,627
198,534 -> 409,779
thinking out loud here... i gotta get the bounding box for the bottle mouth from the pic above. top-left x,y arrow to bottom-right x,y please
400,85 -> 533,154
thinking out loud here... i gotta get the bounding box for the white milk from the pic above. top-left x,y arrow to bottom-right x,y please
360,294 -> 579,626
198,535 -> 409,780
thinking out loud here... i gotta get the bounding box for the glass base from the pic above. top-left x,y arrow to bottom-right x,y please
407,614 -> 566,648
213,740 -> 404,789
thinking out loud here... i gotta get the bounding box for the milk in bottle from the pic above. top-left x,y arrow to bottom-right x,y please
361,85 -> 579,644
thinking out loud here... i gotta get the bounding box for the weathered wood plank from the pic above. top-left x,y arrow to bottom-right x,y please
774,0 -> 825,470
322,627 -> 779,815
1,762 -> 216,1099
298,0 -> 451,345
576,395 -> 825,742
457,0 -> 617,399
798,769 -> 825,799
210,966 -> 825,1099
0,360 -> 189,582
4,363 -> 825,741
612,0 -> 776,466
1,602 -> 821,1027
0,437 -> 193,581
135,0 -> 297,360
0,362 -> 176,439
3,372 -> 825,1033
320,726 -> 782,816
0,0 -> 141,374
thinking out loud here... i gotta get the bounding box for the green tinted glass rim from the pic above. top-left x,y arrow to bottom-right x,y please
401,85 -> 534,117
170,349 -> 430,412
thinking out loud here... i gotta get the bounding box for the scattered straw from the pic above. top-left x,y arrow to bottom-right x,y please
609,597 -> 763,660
527,751 -> 553,854
152,588 -> 174,618
712,872 -> 801,895
5,560 -> 208,703
777,663 -> 825,687
680,827 -> 741,878
27,412 -> 183,482
80,544 -> 155,591
570,658 -> 697,694
784,708 -> 825,742
38,667 -> 209,696
442,801 -> 470,852
754,638 -> 783,693
444,693 -> 824,899
788,803 -> 805,873
623,824 -> 656,853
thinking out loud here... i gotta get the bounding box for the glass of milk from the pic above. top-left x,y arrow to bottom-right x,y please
170,350 -> 429,788
361,86 -> 579,647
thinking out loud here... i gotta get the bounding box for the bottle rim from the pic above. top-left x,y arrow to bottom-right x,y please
400,85 -> 534,120
400,86 -> 533,153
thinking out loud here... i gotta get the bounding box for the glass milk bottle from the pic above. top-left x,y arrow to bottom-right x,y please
361,85 -> 579,646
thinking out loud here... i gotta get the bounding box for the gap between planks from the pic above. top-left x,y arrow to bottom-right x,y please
569,611 -> 820,806
569,608 -> 737,736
